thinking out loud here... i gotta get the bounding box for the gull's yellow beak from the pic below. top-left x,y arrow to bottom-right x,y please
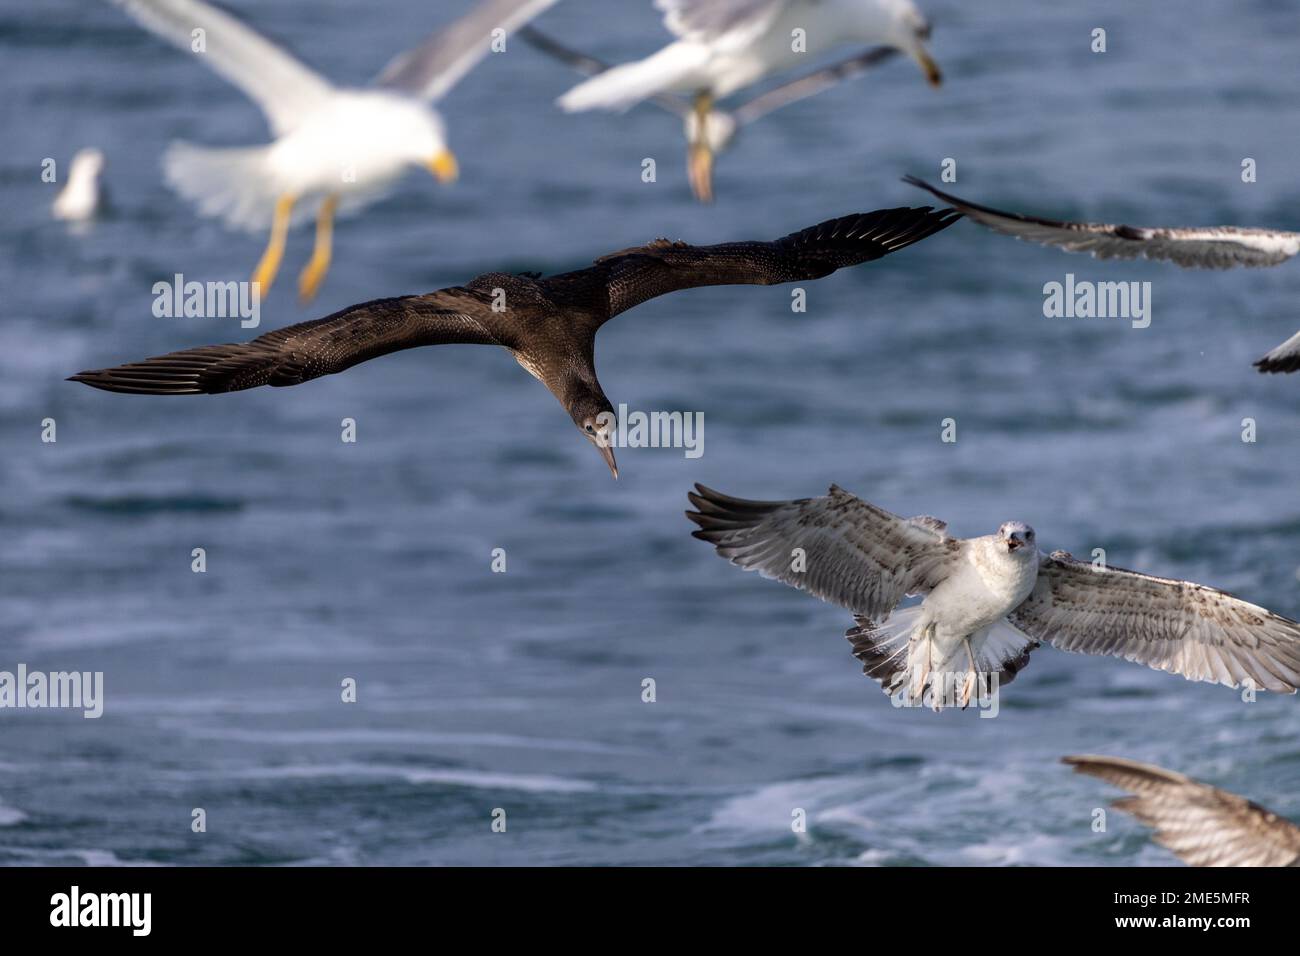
913,44 -> 942,87
427,149 -> 459,183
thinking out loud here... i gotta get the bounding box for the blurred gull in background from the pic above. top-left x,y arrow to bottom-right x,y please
106,0 -> 561,301
556,0 -> 941,203
522,26 -> 900,202
51,148 -> 105,223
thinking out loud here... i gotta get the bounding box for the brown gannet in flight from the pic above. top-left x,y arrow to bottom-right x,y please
107,0 -> 561,302
521,26 -> 899,203
1064,755 -> 1300,867
686,483 -> 1300,709
904,176 -> 1300,373
557,0 -> 940,202
69,205 -> 960,478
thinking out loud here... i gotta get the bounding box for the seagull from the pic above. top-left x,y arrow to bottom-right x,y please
686,483 -> 1300,709
1064,755 -> 1300,867
52,148 -> 106,223
904,176 -> 1300,373
106,0 -> 561,302
69,205 -> 960,478
557,0 -> 940,202
521,26 -> 899,203
1254,329 -> 1300,374
904,176 -> 1300,269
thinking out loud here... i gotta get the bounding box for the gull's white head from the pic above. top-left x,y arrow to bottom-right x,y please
362,99 -> 458,184
850,0 -> 941,87
404,108 -> 458,184
997,521 -> 1036,555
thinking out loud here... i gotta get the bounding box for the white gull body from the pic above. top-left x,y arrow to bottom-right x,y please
558,0 -> 939,112
52,148 -> 105,222
109,0 -> 559,299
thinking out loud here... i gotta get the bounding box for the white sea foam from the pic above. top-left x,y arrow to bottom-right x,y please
216,762 -> 598,794
0,800 -> 27,826
169,726 -> 642,755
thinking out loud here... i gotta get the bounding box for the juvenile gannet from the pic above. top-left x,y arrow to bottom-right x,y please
70,205 -> 959,478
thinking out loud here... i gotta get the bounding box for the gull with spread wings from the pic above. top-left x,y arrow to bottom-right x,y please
556,0 -> 940,203
70,205 -> 959,478
107,0 -> 561,301
522,26 -> 900,203
687,483 -> 1300,709
1064,755 -> 1300,867
905,175 -> 1300,373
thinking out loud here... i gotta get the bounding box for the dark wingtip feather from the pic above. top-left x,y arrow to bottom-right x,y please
686,484 -> 786,544
1254,354 -> 1300,374
901,175 -> 961,208
67,366 -> 203,395
781,205 -> 961,255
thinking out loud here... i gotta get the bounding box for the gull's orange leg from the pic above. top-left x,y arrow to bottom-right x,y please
297,193 -> 339,303
252,194 -> 296,296
687,91 -> 715,204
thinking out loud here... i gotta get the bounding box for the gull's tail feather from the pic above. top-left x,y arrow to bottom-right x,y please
163,141 -> 293,233
846,611 -> 1038,712
846,607 -> 923,695
558,42 -> 707,112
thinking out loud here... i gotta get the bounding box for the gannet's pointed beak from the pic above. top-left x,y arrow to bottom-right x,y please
912,43 -> 942,87
427,149 -> 459,183
597,441 -> 619,480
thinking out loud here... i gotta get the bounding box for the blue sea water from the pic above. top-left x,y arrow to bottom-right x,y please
1,0 -> 1298,866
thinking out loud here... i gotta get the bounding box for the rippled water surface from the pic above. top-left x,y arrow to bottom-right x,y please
1,0 -> 1298,865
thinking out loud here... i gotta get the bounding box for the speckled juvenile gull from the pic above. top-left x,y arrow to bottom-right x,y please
905,176 -> 1300,269
1064,755 -> 1300,867
687,483 -> 1300,710
906,176 -> 1300,374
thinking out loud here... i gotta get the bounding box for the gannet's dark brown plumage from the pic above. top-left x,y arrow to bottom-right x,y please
70,204 -> 961,476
